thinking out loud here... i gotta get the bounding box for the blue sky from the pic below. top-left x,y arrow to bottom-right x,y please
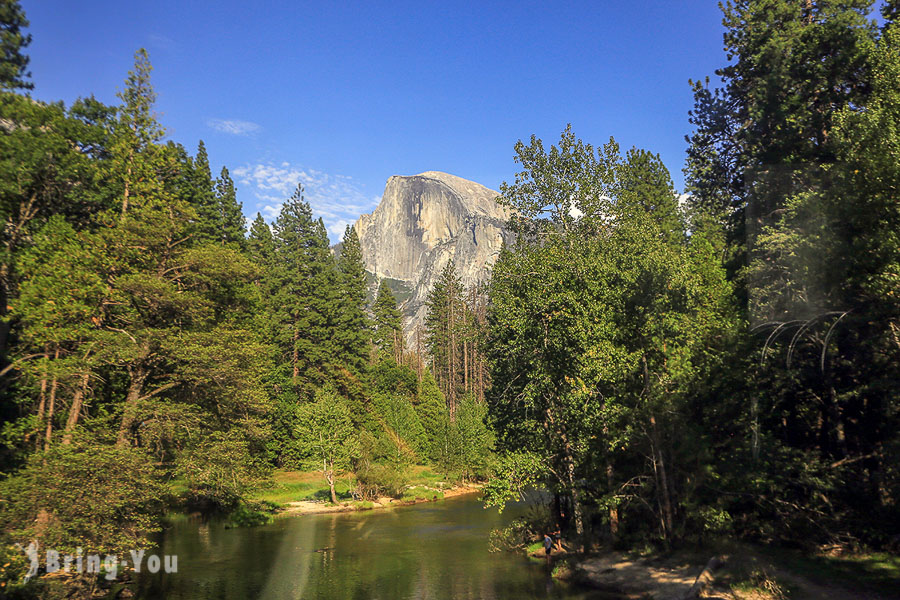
24,1 -> 727,241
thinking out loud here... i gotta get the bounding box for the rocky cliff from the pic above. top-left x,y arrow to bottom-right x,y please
354,171 -> 513,345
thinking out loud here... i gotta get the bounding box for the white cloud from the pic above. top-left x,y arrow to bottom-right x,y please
147,34 -> 176,52
207,119 -> 261,136
235,161 -> 379,242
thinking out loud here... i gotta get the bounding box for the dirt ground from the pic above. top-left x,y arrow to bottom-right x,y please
567,547 -> 898,600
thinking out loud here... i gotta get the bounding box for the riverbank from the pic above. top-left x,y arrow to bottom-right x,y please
534,542 -> 900,600
279,482 -> 482,516
249,467 -> 483,517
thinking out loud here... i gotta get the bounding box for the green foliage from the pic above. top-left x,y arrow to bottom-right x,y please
373,278 -> 402,357
187,140 -> 219,244
453,394 -> 494,480
215,166 -> 246,246
684,0 -> 876,282
414,370 -> 448,461
372,355 -> 418,397
269,186 -> 341,391
482,451 -> 545,513
372,391 -> 426,464
0,541 -> 31,593
0,444 -> 165,556
247,212 -> 274,265
175,431 -> 271,510
334,225 -> 370,372
354,437 -> 410,500
0,0 -> 31,91
295,389 -> 360,502
223,502 -> 275,528
424,261 -> 465,404
684,10 -> 900,550
488,125 -> 737,541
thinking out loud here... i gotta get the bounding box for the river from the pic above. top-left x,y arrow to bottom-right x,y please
134,493 -> 619,599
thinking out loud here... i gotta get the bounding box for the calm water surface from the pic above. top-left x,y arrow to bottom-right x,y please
135,494 -> 619,600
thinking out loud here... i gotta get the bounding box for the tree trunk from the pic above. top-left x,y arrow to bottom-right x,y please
62,371 -> 90,446
43,347 -> 61,450
291,324 -> 300,383
415,325 -> 423,380
463,339 -> 468,393
562,438 -> 585,541
606,459 -> 619,538
548,408 -> 584,544
121,160 -> 132,220
325,460 -> 338,504
650,413 -> 675,541
44,376 -> 59,450
34,352 -> 49,450
117,364 -> 149,447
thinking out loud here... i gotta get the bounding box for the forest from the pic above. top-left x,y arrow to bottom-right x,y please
1,0 -> 899,597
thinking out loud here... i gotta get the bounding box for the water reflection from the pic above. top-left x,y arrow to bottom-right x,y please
136,495 -> 615,599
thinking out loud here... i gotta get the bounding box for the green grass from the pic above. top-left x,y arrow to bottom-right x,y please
249,472 -> 355,506
399,485 -> 444,502
249,467 -> 456,507
526,541 -> 544,554
768,548 -> 900,597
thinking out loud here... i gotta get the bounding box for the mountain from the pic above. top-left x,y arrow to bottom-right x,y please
354,171 -> 513,346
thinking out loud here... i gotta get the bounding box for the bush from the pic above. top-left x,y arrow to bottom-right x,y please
224,502 -> 275,528
175,430 -> 272,510
0,444 -> 165,557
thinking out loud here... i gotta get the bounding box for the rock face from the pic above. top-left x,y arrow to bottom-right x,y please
354,171 -> 513,346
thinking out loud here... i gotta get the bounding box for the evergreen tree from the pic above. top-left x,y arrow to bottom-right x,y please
415,369 -> 449,461
0,94 -> 110,364
373,279 -> 403,360
0,0 -> 32,91
247,212 -> 273,265
424,260 -> 464,413
188,140 -> 219,244
270,185 -> 340,390
683,0 -> 875,290
215,166 -> 245,246
111,49 -> 164,220
334,225 -> 370,372
743,23 -> 900,530
615,147 -> 683,242
454,394 -> 494,481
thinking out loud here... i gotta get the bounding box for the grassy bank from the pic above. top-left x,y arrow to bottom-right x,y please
249,466 -> 473,512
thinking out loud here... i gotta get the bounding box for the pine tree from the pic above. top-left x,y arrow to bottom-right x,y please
270,185 -> 340,390
215,166 -> 245,246
0,0 -> 32,91
415,369 -> 449,462
247,213 -> 273,265
615,147 -> 683,243
373,279 -> 402,361
683,0 -> 875,290
334,225 -> 370,372
111,48 -> 165,220
884,0 -> 900,26
189,140 -> 219,245
425,260 -> 464,414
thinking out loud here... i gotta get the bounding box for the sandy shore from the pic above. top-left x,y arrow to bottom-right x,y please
278,484 -> 482,516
